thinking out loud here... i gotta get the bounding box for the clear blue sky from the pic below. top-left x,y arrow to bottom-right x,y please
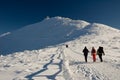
0,0 -> 120,34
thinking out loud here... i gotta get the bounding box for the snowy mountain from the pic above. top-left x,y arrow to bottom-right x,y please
0,17 -> 120,80
0,17 -> 90,54
1,16 -> 120,55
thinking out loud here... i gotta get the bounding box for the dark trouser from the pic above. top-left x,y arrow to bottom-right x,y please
84,54 -> 88,62
98,54 -> 103,62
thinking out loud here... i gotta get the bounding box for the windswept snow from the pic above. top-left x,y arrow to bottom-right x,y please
0,17 -> 120,80
0,32 -> 10,38
0,17 -> 90,54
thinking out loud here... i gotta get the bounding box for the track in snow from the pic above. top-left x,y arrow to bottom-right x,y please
63,47 -> 120,80
25,47 -> 64,80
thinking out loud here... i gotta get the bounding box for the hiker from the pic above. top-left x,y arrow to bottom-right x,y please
97,46 -> 105,62
91,47 -> 97,62
66,44 -> 68,48
83,46 -> 89,62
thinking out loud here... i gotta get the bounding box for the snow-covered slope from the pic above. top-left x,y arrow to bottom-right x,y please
0,17 -> 120,80
0,17 -> 90,54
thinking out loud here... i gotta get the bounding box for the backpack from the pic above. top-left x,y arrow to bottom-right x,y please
97,47 -> 104,54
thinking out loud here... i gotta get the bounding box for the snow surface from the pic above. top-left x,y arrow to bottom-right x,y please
0,17 -> 90,54
0,32 -> 11,38
0,17 -> 120,80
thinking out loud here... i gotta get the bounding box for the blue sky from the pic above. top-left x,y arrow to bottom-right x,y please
0,0 -> 120,34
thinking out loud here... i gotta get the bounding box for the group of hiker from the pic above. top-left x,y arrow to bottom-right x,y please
65,45 -> 105,62
83,46 -> 105,62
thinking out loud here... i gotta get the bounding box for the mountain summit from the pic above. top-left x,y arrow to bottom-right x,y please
0,17 -> 120,55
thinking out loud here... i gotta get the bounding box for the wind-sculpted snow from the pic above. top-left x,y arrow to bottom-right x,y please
0,32 -> 10,38
0,17 -> 90,55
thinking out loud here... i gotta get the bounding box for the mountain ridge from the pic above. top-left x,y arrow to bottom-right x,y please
0,16 -> 120,55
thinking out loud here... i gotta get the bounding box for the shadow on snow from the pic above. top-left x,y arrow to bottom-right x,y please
25,54 -> 63,80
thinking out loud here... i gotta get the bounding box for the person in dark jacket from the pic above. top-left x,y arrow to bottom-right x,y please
83,46 -> 89,62
66,44 -> 68,48
97,46 -> 105,62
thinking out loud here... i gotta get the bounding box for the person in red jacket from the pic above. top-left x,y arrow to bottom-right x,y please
91,47 -> 97,62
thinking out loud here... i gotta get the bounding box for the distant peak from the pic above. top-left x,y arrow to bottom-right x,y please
44,16 -> 88,22
46,16 -> 72,21
43,16 -> 90,28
